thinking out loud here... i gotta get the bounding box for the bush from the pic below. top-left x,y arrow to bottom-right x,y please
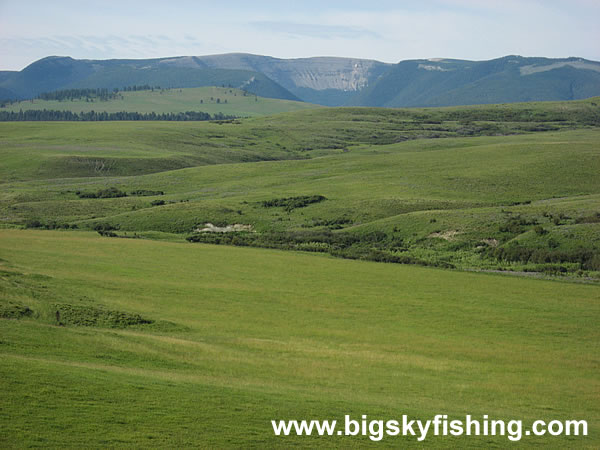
491,244 -> 599,270
0,302 -> 33,319
25,219 -> 74,230
261,195 -> 327,211
575,212 -> 600,224
499,216 -> 538,234
97,230 -> 117,237
25,219 -> 43,228
129,189 -> 164,196
77,187 -> 127,199
53,303 -> 153,328
93,223 -> 118,232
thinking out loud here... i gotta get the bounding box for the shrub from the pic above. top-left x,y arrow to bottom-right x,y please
575,212 -> 600,224
261,195 -> 327,211
25,219 -> 74,230
77,187 -> 127,199
93,223 -> 118,232
129,189 -> 164,196
53,303 -> 153,328
97,230 -> 117,237
25,219 -> 43,228
0,302 -> 33,319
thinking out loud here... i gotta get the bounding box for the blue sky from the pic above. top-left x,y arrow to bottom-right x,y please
1,0 -> 599,70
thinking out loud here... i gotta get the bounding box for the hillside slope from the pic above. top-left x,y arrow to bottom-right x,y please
4,54 -> 599,107
2,86 -> 319,118
0,56 -> 299,102
356,56 -> 600,107
1,99 -> 599,278
195,53 -> 390,106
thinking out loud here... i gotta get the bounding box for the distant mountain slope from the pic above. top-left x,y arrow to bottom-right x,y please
194,53 -> 391,106
0,56 -> 300,101
355,56 -> 600,107
1,54 -> 599,107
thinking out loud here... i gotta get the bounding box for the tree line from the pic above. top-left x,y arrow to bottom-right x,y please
0,109 -> 237,121
36,85 -> 162,102
37,88 -> 117,102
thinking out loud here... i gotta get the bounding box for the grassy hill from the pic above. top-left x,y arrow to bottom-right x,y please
1,97 -> 600,447
2,87 -> 318,117
0,98 -> 599,278
1,229 -> 599,447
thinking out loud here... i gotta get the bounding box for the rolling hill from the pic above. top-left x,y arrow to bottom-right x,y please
1,54 -> 600,107
1,93 -> 599,447
1,98 -> 599,278
1,86 -> 319,118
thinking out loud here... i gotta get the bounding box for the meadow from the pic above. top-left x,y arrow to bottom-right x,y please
1,97 -> 599,447
1,87 -> 318,118
1,229 -> 599,447
1,98 -> 599,277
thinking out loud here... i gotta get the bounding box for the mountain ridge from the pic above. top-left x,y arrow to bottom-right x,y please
1,53 -> 599,107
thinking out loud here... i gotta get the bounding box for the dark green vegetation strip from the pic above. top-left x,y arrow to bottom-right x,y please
0,109 -> 237,121
260,195 -> 327,211
0,230 -> 599,447
52,303 -> 153,328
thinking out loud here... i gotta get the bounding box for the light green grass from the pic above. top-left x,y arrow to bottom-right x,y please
1,229 -> 599,447
3,87 -> 319,117
1,123 -> 598,275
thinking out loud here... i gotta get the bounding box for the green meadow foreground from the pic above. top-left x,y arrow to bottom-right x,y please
1,230 -> 599,447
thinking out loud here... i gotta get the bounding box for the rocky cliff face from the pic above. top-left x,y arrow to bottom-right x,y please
193,53 -> 390,92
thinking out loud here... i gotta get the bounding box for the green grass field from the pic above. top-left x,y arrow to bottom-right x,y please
2,87 -> 318,117
1,230 -> 599,447
1,99 -> 599,277
1,98 -> 599,447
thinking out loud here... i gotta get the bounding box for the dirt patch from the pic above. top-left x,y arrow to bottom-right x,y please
428,230 -> 461,241
196,223 -> 253,233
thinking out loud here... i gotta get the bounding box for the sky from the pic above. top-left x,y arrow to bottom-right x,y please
1,0 -> 599,71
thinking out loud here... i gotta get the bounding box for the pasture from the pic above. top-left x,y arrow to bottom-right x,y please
1,230 -> 598,447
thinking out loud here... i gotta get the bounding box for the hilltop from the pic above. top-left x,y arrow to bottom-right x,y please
1,86 -> 318,118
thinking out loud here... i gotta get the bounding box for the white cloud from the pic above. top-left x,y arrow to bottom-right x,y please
0,1 -> 598,70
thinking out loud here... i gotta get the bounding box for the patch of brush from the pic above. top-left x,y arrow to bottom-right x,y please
0,301 -> 34,319
53,303 -> 153,328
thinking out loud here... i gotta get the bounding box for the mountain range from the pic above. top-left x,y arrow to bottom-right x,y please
2,53 -> 600,107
